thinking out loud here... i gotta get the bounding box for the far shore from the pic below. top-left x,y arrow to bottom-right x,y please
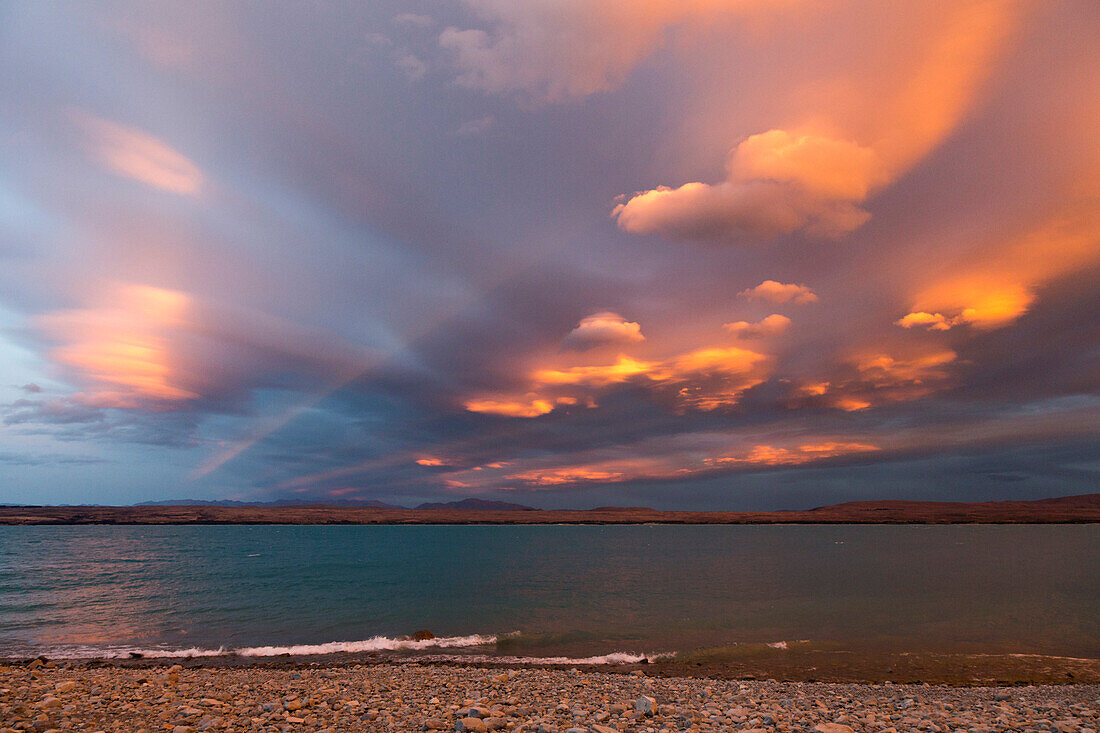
1,493 -> 1098,525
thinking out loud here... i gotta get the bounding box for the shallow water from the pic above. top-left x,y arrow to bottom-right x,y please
1,524 -> 1097,660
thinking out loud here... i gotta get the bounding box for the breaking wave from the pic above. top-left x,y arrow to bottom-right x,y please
40,633 -> 499,660
412,651 -> 676,665
32,634 -> 675,665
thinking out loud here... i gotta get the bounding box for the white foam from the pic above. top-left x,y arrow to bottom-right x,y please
34,636 -> 674,665
412,651 -> 676,665
41,633 -> 498,660
234,634 -> 498,657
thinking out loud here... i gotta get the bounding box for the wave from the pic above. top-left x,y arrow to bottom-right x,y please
40,633 -> 499,660
33,634 -> 674,665
234,633 -> 499,657
412,651 -> 676,665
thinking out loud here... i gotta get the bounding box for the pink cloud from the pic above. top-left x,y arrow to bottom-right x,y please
613,131 -> 882,240
561,311 -> 645,351
723,314 -> 791,339
75,113 -> 203,195
738,280 -> 818,304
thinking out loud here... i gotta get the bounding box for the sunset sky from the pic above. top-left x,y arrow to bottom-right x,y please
2,1 -> 1098,508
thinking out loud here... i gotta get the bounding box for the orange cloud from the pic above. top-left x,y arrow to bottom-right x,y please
873,0 -> 1019,175
710,441 -> 879,467
447,437 -> 880,490
792,380 -> 829,397
738,280 -> 818,304
463,397 -> 559,418
534,356 -> 657,388
897,209 -> 1100,331
36,285 -> 199,408
855,351 -> 957,384
561,311 -> 645,351
327,487 -> 361,497
724,313 -> 791,339
790,350 -> 958,412
415,457 -> 447,466
613,129 -> 885,239
75,114 -> 203,195
729,130 -> 887,200
511,467 -> 628,486
464,345 -> 771,417
897,281 -> 1034,331
613,0 -> 1020,240
895,311 -> 955,331
654,347 -> 770,410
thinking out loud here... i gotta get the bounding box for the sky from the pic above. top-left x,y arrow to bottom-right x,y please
1,0 -> 1097,509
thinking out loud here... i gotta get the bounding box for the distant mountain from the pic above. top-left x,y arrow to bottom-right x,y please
135,497 -> 537,510
138,498 -> 406,509
5,493 -> 1099,525
414,498 -> 536,511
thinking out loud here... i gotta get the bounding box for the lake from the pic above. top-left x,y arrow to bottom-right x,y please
1,524 -> 1097,661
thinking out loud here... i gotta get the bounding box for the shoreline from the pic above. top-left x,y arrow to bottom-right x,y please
3,660 -> 1098,733
2,493 -> 1099,525
5,645 -> 1099,687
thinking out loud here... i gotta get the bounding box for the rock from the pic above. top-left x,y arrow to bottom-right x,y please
485,719 -> 507,731
54,681 -> 77,693
285,698 -> 303,711
36,697 -> 62,710
636,696 -> 656,716
457,717 -> 488,732
468,705 -> 490,718
815,724 -> 857,733
590,726 -> 618,733
411,630 -> 436,641
425,718 -> 449,730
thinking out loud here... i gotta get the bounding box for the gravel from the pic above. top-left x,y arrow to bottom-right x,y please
2,660 -> 1097,732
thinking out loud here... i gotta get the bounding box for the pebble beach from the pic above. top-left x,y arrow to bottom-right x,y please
3,661 -> 1098,733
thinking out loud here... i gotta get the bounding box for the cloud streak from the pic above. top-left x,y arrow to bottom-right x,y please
75,114 -> 203,195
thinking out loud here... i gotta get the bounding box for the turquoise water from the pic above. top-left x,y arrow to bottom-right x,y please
1,524 -> 1097,660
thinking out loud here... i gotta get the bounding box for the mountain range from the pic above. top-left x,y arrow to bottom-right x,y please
137,497 -> 536,511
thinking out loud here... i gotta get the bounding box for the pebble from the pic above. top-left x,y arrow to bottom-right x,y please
0,662 -> 1097,732
457,716 -> 488,732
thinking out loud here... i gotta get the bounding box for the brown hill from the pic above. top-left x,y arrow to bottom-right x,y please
1,493 -> 1097,525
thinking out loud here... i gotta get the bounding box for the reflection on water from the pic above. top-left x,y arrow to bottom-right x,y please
0,524 -> 1097,658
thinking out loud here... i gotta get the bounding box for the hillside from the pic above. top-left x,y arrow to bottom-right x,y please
1,493 -> 1097,525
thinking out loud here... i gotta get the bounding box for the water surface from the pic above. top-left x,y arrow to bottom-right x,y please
1,524 -> 1096,660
